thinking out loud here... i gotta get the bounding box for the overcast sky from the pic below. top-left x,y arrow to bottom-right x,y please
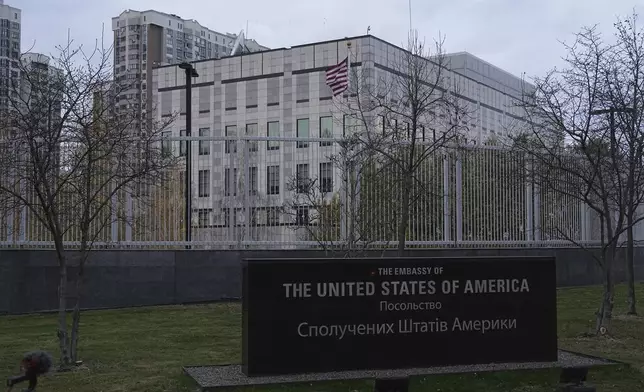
16,0 -> 642,78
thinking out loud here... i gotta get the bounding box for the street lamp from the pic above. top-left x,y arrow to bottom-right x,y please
178,62 -> 199,247
589,107 -> 634,135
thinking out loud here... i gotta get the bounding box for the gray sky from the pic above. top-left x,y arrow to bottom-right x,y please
17,0 -> 642,78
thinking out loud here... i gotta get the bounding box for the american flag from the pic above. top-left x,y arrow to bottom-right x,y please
325,57 -> 349,97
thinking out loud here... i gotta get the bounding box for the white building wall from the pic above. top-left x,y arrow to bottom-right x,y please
152,35 -> 530,246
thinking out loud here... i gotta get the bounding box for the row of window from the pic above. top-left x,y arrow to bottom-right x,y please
195,162 -> 334,198
196,206 -> 308,228
223,118 -> 335,152
0,20 -> 18,28
161,118 -> 335,157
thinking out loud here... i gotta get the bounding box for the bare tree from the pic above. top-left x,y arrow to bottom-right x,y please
337,31 -> 471,255
511,24 -> 644,334
283,133 -> 392,256
0,38 -> 176,367
600,12 -> 644,316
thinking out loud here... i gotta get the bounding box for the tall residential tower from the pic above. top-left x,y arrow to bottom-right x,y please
0,0 -> 21,111
111,9 -> 268,132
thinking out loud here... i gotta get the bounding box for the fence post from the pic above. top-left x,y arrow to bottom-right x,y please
340,149 -> 348,244
19,178 -> 26,242
533,181 -> 541,242
6,204 -> 13,243
443,153 -> 451,242
525,159 -> 533,242
243,138 -> 250,248
228,144 -> 235,244
580,202 -> 588,242
125,193 -> 133,242
111,186 -> 118,243
455,152 -> 463,243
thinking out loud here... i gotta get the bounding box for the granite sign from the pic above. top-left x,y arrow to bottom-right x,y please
242,257 -> 557,376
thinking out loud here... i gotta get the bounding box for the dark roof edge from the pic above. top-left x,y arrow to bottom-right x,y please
152,34 -> 380,71
150,34 -> 529,91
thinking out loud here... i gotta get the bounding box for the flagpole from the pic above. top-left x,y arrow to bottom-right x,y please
346,41 -> 352,100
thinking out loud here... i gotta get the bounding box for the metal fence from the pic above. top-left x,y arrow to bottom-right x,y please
0,136 -> 607,249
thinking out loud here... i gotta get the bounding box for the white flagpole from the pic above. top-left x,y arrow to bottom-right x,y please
346,41 -> 352,99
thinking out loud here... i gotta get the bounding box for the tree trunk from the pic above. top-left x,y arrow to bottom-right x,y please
69,277 -> 82,362
595,260 -> 615,335
56,258 -> 71,369
70,245 -> 88,363
626,221 -> 637,315
397,175 -> 412,256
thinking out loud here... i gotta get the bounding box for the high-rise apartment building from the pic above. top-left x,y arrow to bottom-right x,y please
111,9 -> 268,132
0,0 -> 21,112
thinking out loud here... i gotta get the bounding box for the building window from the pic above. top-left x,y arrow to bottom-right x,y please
222,208 -> 230,227
343,114 -> 360,137
267,165 -> 280,195
295,206 -> 310,226
296,164 -> 309,194
296,118 -> 309,148
248,166 -> 258,196
225,125 -> 236,153
266,207 -> 280,226
162,131 -> 172,155
143,16 -> 146,22
198,170 -> 210,197
320,162 -> 333,193
179,130 -> 187,156
320,116 -> 333,147
225,168 -> 238,197
198,210 -> 209,227
267,121 -> 279,151
199,128 -> 210,155
246,123 -> 258,152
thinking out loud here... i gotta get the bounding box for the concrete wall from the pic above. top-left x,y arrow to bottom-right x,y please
1,248 -> 643,315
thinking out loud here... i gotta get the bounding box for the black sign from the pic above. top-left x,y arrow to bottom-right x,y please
242,257 -> 557,376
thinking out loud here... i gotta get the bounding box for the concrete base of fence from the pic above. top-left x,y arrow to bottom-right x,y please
1,248 -> 643,315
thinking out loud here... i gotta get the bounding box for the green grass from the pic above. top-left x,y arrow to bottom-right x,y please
1,285 -> 644,391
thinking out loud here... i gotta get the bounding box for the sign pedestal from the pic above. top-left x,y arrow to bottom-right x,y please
374,377 -> 409,392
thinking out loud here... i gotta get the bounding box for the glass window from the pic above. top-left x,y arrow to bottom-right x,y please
267,165 -> 280,195
198,128 -> 210,155
343,115 -> 360,137
198,170 -> 210,197
162,131 -> 172,155
246,123 -> 258,152
266,207 -> 280,226
225,125 -> 236,153
296,206 -> 310,226
296,164 -> 309,194
198,210 -> 209,227
320,116 -> 333,147
267,121 -> 279,151
221,208 -> 230,227
179,129 -> 186,156
248,167 -> 258,195
320,162 -> 333,193
297,118 -> 309,148
225,168 -> 238,196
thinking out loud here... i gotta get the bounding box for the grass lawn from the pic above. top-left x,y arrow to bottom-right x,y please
1,284 -> 644,391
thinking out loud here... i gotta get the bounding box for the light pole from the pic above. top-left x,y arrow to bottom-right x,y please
179,62 -> 199,248
589,107 -> 634,133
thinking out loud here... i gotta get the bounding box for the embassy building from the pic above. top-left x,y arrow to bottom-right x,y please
152,34 -> 531,247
